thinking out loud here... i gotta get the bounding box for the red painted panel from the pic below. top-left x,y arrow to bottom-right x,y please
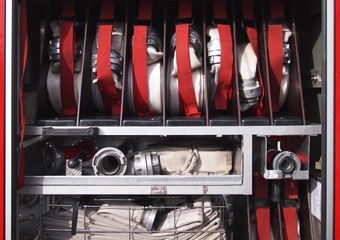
0,0 -> 4,238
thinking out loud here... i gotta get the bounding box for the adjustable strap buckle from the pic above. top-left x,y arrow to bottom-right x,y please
98,18 -> 116,26
211,17 -> 230,26
281,199 -> 300,209
267,18 -> 287,26
242,19 -> 256,29
254,198 -> 271,209
176,17 -> 194,25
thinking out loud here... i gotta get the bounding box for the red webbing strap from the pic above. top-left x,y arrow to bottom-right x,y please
97,0 -> 121,115
213,0 -> 233,110
60,0 -> 77,116
255,174 -> 271,240
18,0 -> 28,189
132,0 -> 153,116
175,0 -> 200,116
268,0 -> 284,112
178,0 -> 192,19
282,179 -> 299,240
242,0 -> 264,115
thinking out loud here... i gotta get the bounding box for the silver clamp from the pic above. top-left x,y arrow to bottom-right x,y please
133,151 -> 161,175
48,38 -> 82,63
239,78 -> 261,110
146,27 -> 163,52
91,49 -> 123,77
207,37 -> 221,65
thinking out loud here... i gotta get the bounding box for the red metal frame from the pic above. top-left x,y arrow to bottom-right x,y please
0,0 -> 4,237
335,0 -> 340,238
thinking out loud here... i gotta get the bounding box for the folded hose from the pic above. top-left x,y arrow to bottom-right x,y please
46,20 -> 82,115
127,27 -> 163,114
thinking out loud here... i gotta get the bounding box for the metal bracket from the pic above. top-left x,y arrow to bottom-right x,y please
42,127 -> 98,136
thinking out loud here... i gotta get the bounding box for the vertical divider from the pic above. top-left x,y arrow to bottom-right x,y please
120,0 -> 129,126
259,0 -> 274,125
202,0 -> 209,126
162,1 -> 167,126
231,0 -> 241,126
78,0 -> 93,126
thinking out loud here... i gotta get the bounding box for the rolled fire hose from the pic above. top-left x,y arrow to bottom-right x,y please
47,20 -> 82,114
92,147 -> 127,176
91,22 -> 125,113
127,27 -> 163,114
167,27 -> 204,115
145,144 -> 233,175
42,140 -> 97,174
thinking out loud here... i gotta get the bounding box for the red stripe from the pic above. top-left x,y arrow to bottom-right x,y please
176,24 -> 200,117
213,0 -> 227,19
282,207 -> 299,240
178,0 -> 192,19
0,0 -> 4,235
255,175 -> 270,240
242,0 -> 255,21
18,0 -> 28,189
214,24 -> 233,110
100,0 -> 114,20
97,25 -> 121,115
138,0 -> 153,20
61,0 -> 76,18
268,25 -> 283,112
270,0 -> 285,19
97,0 -> 121,115
282,180 -> 299,240
336,0 -> 340,238
132,26 -> 150,116
60,21 -> 77,115
212,0 -> 234,110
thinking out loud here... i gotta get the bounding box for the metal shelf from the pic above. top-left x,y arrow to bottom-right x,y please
24,124 -> 322,136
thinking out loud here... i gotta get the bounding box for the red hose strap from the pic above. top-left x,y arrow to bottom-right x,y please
282,180 -> 299,240
255,174 -> 271,240
268,25 -> 283,112
176,24 -> 200,117
138,0 -> 153,20
178,0 -> 192,19
175,0 -> 199,116
60,0 -> 77,116
271,0 -> 285,19
97,0 -> 121,115
268,0 -> 284,112
132,26 -> 150,116
132,0 -> 153,116
212,0 -> 233,110
18,0 -> 28,189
